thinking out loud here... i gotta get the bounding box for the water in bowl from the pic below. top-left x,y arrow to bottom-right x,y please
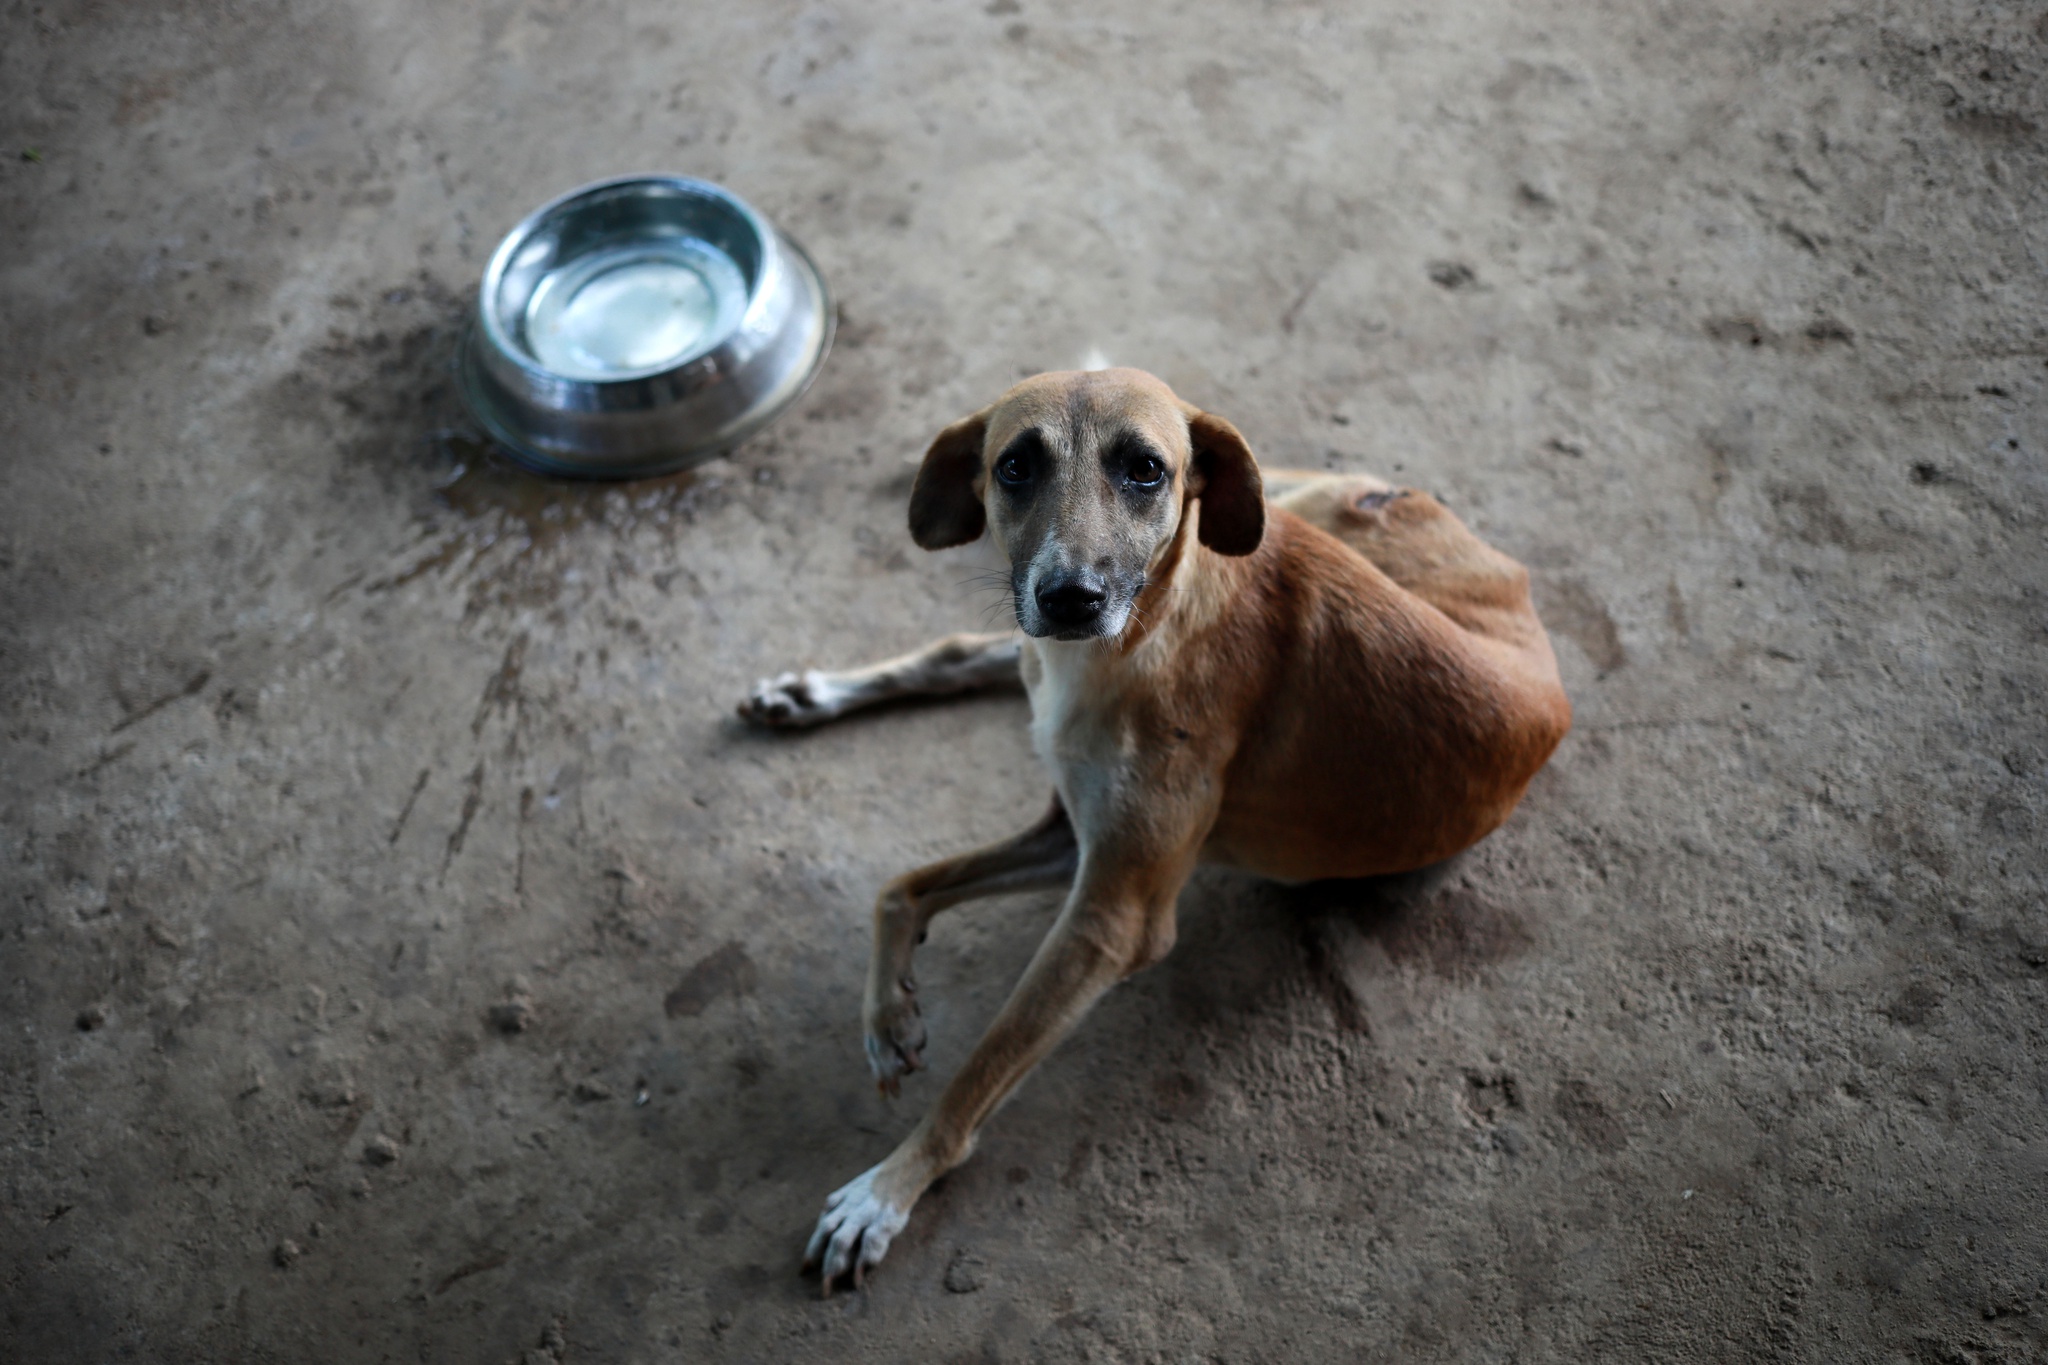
522,238 -> 749,379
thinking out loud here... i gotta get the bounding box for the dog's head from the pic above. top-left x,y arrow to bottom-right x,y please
906,368 -> 1264,641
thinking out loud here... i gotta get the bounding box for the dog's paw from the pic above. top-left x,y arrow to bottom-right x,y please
802,1163 -> 915,1294
864,986 -> 928,1097
738,670 -> 846,729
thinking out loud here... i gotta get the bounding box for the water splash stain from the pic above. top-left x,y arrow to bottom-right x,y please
432,435 -> 703,546
364,434 -> 728,619
472,632 -> 528,738
441,760 -> 487,878
664,942 -> 758,1018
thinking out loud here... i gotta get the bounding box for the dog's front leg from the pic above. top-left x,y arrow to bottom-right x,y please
807,847 -> 1190,1292
865,798 -> 1077,1095
740,631 -> 1021,729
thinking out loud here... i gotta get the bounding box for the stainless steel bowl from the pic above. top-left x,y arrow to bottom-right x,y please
458,175 -> 833,479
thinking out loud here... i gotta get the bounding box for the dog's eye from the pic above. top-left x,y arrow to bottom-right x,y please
994,432 -> 1044,488
1127,455 -> 1166,487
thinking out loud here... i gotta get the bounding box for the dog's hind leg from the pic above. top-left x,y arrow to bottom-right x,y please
1258,466 -> 1395,502
739,631 -> 1021,729
1274,476 -> 1544,650
865,798 -> 1076,1095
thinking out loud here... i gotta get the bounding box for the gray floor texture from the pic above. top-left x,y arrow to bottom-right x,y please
4,1 -> 2046,1361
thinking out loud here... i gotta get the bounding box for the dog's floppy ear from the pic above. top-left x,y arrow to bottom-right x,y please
907,410 -> 991,550
1186,411 -> 1265,556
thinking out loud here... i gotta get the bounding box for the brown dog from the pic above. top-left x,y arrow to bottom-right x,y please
741,368 -> 1571,1291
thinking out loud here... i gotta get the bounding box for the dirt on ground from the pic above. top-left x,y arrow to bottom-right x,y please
3,1 -> 2045,1361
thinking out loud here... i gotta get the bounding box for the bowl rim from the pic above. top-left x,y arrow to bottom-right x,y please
456,223 -> 835,480
475,173 -> 780,388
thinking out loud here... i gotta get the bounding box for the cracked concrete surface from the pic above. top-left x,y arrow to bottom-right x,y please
3,1 -> 2046,1360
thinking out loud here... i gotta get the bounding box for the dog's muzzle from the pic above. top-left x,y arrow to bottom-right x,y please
1035,570 -> 1107,632
1016,565 -> 1130,640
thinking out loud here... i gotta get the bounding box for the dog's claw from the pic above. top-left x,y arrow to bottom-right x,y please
865,991 -> 929,1093
739,669 -> 846,730
804,1164 -> 911,1295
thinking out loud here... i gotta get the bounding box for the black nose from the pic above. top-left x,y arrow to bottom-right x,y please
1035,572 -> 1107,631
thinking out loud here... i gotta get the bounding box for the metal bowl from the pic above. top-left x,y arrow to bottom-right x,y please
458,175 -> 833,479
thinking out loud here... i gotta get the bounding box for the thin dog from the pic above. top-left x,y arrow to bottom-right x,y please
741,368 -> 1571,1291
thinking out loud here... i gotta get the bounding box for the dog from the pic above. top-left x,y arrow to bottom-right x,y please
740,368 -> 1571,1292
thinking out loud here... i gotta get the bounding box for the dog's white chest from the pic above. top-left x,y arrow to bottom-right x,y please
1021,641 -> 1132,818
1022,641 -> 1088,765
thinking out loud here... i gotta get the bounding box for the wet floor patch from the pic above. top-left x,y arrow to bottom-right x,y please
355,434 -> 730,618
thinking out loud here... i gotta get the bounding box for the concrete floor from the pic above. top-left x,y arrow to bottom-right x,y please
4,0 -> 2046,1360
